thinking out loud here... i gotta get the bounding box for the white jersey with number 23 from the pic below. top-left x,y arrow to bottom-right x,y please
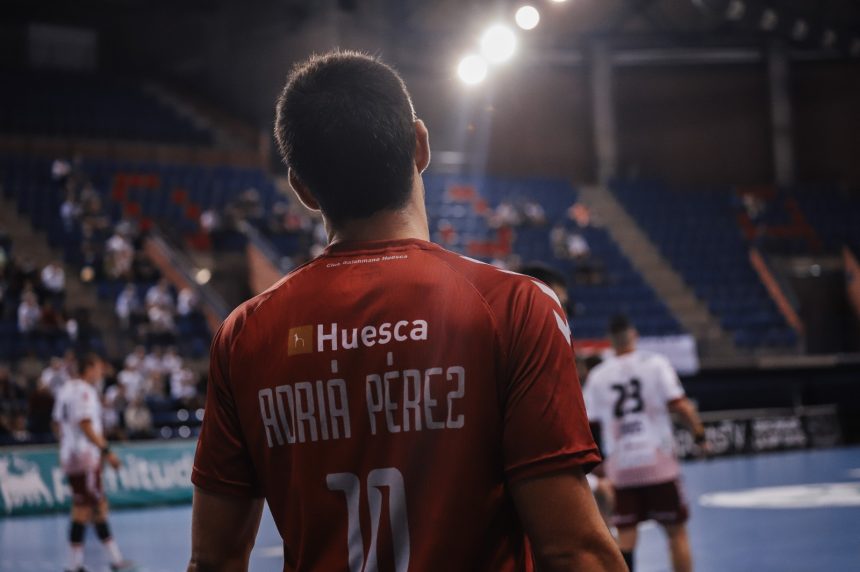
584,350 -> 684,488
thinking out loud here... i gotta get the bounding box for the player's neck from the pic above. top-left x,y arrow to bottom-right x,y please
614,345 -> 636,356
327,188 -> 430,246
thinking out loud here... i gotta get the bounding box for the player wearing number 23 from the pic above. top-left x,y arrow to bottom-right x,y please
583,315 -> 706,572
188,51 -> 626,572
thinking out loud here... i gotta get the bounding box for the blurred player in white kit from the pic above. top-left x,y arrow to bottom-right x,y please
584,316 -> 707,572
53,353 -> 134,572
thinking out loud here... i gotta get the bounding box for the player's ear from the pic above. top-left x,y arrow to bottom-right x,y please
288,169 -> 321,212
414,119 -> 430,174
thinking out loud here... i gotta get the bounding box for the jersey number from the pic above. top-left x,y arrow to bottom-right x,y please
327,468 -> 410,572
611,378 -> 644,418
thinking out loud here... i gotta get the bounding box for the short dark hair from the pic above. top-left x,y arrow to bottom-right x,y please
79,353 -> 102,373
608,314 -> 633,336
517,263 -> 567,288
274,51 -> 418,226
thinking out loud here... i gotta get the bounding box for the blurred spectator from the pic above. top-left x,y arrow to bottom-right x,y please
147,305 -> 177,343
60,191 -> 81,231
125,395 -> 154,439
177,288 -> 198,317
491,202 -> 522,228
105,229 -> 134,279
162,346 -> 183,374
17,291 -> 41,333
125,345 -> 147,371
566,233 -> 591,260
143,347 -> 166,377
116,283 -> 143,329
170,368 -> 198,406
40,261 -> 65,302
103,382 -> 128,441
117,363 -> 144,399
200,209 -> 221,233
51,158 -> 72,182
568,202 -> 591,228
39,357 -> 69,396
146,278 -> 174,311
523,201 -> 546,226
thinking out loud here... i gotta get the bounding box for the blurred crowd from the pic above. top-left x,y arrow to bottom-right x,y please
0,345 -> 204,447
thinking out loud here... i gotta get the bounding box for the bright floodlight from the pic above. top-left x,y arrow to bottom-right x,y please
550,0 -> 568,3
480,24 -> 517,63
515,6 -> 540,30
457,54 -> 488,85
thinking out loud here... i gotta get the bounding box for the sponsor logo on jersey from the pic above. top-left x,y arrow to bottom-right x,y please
288,321 -> 429,355
288,325 -> 314,356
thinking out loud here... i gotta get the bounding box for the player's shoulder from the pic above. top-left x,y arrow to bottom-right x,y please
437,251 -> 564,310
215,258 -> 322,347
586,355 -> 619,384
634,349 -> 673,370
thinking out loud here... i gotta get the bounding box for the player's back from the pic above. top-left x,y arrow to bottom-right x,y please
53,379 -> 102,472
192,238 -> 598,572
583,350 -> 684,488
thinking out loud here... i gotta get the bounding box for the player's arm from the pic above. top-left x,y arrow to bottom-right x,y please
79,419 -> 121,469
511,467 -> 627,571
669,397 -> 706,444
187,487 -> 263,572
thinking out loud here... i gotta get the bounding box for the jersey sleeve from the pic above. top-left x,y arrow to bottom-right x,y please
654,355 -> 685,403
191,321 -> 262,498
500,280 -> 601,483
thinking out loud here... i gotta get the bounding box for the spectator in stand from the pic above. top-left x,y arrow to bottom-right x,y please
177,288 -> 198,317
145,279 -> 174,312
147,305 -> 177,344
17,290 -> 41,334
200,209 -> 221,234
523,200 -> 547,226
103,382 -> 128,441
124,346 -> 146,372
40,357 -> 70,396
491,201 -> 522,228
125,395 -> 154,440
142,347 -> 165,378
115,283 -> 143,330
117,363 -> 145,399
60,190 -> 81,232
51,158 -> 72,184
567,233 -> 591,260
170,368 -> 199,407
40,261 -> 66,305
162,346 -> 183,375
105,229 -> 134,280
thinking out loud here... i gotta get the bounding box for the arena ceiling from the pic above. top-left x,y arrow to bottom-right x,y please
6,0 -> 860,55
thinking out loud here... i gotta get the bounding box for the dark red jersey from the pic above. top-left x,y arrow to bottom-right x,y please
192,238 -> 599,572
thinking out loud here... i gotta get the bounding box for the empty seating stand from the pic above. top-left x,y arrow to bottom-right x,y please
0,71 -> 213,145
613,181 -> 797,349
